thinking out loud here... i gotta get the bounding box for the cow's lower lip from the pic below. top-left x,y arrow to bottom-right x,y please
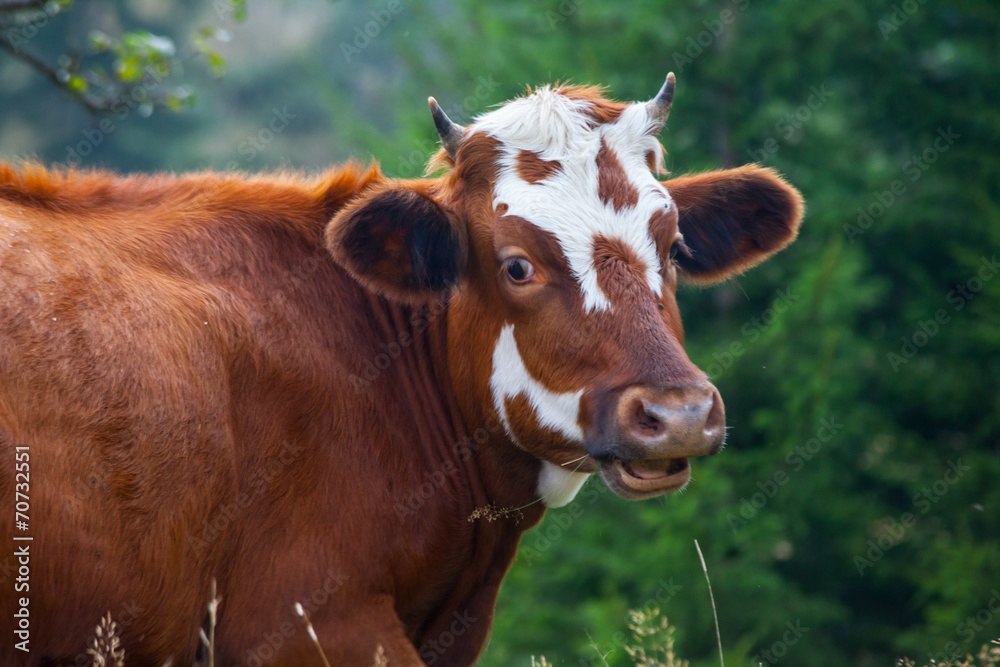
598,458 -> 690,498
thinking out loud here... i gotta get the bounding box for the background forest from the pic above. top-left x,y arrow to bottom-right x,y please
1,0 -> 998,665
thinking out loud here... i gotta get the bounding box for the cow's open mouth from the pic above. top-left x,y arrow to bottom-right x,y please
598,457 -> 690,498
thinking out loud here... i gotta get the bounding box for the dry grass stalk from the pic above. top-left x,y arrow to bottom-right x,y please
197,578 -> 221,667
295,602 -> 332,667
586,628 -> 613,667
694,539 -> 724,667
468,504 -> 524,523
623,607 -> 688,667
86,612 -> 125,667
896,639 -> 1000,667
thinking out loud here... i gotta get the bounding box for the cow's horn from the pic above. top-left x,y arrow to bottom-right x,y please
428,97 -> 466,161
645,73 -> 676,132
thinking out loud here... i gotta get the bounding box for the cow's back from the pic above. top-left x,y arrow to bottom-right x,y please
0,163 -> 382,664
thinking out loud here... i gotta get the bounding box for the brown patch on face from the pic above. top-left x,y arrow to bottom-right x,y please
596,139 -> 639,212
503,394 -> 590,467
591,236 -> 650,307
515,150 -> 562,185
589,234 -> 686,344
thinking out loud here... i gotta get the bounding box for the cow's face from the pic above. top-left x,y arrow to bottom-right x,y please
328,75 -> 803,505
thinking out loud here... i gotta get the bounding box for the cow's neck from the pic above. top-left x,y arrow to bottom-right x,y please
360,292 -> 470,488
444,290 -> 548,527
355,288 -> 540,664
362,289 -> 544,526
360,289 -> 545,655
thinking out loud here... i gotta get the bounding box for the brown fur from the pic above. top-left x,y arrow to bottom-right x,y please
556,84 -> 628,126
596,138 -> 640,211
0,160 -> 523,666
664,164 -> 804,283
515,150 -> 562,184
0,84 -> 803,667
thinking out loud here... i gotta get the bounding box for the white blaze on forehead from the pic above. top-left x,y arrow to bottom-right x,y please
489,325 -> 590,507
472,88 -> 674,312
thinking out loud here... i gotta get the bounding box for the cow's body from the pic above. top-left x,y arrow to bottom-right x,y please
0,77 -> 803,666
0,164 -> 526,665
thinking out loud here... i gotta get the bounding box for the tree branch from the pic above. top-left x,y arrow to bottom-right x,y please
0,33 -> 103,114
0,0 -> 49,12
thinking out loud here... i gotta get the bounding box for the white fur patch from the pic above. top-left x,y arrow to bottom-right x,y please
537,462 -> 591,507
489,324 -> 584,443
473,89 -> 673,312
489,324 -> 592,505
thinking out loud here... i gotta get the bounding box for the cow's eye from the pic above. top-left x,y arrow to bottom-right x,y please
669,243 -> 680,261
504,257 -> 535,283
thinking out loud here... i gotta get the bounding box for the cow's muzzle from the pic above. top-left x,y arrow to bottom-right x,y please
588,382 -> 725,499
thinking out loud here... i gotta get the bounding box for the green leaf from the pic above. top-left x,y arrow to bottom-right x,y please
66,75 -> 87,93
87,29 -> 112,53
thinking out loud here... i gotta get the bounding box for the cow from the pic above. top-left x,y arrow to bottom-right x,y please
0,73 -> 802,666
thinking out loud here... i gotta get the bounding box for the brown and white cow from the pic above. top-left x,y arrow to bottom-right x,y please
0,74 -> 802,666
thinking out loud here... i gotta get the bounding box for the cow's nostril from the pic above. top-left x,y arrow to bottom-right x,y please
634,400 -> 663,435
704,389 -> 725,437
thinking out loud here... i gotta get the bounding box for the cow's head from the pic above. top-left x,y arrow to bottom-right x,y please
328,75 -> 803,505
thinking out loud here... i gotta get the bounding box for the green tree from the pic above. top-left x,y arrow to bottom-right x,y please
2,1 -> 997,665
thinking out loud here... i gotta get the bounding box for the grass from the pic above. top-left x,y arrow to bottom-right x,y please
77,579 -> 1000,667
85,612 -> 125,667
533,614 -> 999,667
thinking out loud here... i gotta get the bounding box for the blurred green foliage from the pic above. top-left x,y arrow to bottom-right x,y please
1,1 -> 998,665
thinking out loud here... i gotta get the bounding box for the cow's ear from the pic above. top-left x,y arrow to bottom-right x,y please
664,165 -> 804,283
326,183 -> 466,302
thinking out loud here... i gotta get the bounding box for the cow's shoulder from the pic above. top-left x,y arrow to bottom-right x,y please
0,161 -> 384,460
